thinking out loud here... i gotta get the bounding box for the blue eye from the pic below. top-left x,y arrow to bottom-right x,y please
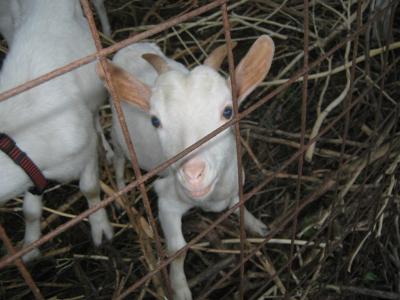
151,116 -> 161,128
222,106 -> 233,119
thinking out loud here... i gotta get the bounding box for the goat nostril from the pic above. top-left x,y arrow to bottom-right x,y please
182,160 -> 206,182
184,169 -> 202,180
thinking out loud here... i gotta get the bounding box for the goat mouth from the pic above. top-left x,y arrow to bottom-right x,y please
186,183 -> 213,199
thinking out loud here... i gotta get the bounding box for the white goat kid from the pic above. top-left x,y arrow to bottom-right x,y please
0,0 -> 111,45
99,35 -> 274,300
0,0 -> 113,261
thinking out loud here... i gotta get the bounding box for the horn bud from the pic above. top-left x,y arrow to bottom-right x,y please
204,41 -> 237,70
142,53 -> 170,74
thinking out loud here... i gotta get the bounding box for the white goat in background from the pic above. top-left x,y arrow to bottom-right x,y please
0,0 -> 111,45
0,0 -> 114,160
99,35 -> 274,300
0,0 -> 113,261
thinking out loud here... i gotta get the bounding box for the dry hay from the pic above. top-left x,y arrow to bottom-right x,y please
1,0 -> 400,299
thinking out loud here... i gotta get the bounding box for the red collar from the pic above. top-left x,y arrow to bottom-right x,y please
0,133 -> 48,195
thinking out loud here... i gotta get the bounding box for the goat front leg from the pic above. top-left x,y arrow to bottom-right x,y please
22,191 -> 42,262
80,152 -> 113,246
231,196 -> 268,237
158,191 -> 192,300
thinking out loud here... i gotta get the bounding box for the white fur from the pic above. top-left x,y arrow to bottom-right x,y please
108,41 -> 271,300
0,0 -> 113,261
0,0 -> 111,45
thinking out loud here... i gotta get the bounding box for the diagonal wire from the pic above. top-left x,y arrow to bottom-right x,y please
0,225 -> 44,300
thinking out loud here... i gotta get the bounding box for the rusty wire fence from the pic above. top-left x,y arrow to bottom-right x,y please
0,0 -> 399,299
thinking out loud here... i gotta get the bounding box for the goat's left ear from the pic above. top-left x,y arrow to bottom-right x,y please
232,35 -> 274,104
96,60 -> 151,111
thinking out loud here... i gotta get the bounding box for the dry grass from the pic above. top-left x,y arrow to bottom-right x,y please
1,0 -> 400,299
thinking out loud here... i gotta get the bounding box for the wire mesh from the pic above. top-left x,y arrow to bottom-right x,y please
0,0 -> 399,299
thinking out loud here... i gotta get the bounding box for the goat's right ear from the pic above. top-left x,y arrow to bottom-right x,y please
96,60 -> 151,112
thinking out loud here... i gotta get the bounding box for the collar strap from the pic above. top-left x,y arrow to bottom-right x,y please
0,133 -> 48,195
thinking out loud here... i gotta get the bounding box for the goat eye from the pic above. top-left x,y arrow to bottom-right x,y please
222,106 -> 233,119
151,116 -> 161,128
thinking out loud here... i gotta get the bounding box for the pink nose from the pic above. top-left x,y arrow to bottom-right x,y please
182,159 -> 206,184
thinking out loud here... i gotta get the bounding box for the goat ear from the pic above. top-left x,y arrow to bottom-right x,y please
204,41 -> 237,70
96,60 -> 151,111
233,35 -> 274,104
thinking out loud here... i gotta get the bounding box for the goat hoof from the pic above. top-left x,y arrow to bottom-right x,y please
102,221 -> 114,241
174,286 -> 192,300
251,219 -> 269,237
105,149 -> 114,165
258,223 -> 269,237
22,247 -> 41,262
94,221 -> 113,246
89,212 -> 114,246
